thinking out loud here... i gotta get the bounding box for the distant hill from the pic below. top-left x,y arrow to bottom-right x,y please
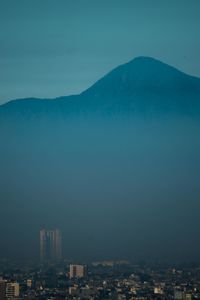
1,56 -> 200,120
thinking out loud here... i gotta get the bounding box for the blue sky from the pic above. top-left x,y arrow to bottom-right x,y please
0,0 -> 200,103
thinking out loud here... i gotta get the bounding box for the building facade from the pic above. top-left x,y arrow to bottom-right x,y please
6,282 -> 19,299
0,279 -> 6,300
0,280 -> 20,300
69,264 -> 87,279
40,229 -> 62,261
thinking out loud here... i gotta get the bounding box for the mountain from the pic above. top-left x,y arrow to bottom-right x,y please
1,56 -> 200,120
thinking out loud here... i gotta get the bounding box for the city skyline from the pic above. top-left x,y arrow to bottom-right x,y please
0,260 -> 198,299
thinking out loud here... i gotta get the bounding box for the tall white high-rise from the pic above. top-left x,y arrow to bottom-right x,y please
40,229 -> 62,261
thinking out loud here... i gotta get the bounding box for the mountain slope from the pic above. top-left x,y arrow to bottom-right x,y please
0,56 -> 200,119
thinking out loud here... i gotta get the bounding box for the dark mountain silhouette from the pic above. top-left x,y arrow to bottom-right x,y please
0,56 -> 200,120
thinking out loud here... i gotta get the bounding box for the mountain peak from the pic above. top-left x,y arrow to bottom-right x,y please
81,56 -> 197,99
126,56 -> 180,73
127,56 -> 163,64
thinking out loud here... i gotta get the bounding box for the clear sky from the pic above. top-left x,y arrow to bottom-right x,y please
0,0 -> 200,104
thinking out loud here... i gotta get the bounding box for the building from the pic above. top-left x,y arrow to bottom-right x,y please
69,264 -> 87,279
27,279 -> 32,288
6,282 -> 19,299
0,279 -> 6,300
40,229 -> 62,261
184,294 -> 192,300
69,286 -> 78,296
154,286 -> 164,294
174,289 -> 183,300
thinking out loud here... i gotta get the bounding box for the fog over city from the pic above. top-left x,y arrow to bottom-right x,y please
0,0 -> 200,265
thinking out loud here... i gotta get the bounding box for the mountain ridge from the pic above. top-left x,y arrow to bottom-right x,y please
1,56 -> 200,118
